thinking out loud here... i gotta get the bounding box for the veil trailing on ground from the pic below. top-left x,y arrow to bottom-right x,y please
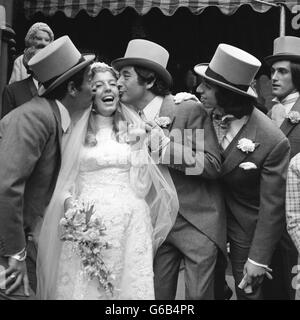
36,103 -> 179,299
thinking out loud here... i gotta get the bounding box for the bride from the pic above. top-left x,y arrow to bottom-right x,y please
36,62 -> 179,300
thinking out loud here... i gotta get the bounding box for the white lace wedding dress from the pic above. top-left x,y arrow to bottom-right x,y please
54,114 -> 155,300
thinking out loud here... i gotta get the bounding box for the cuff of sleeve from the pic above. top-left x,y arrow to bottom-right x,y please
10,248 -> 27,261
248,258 -> 269,270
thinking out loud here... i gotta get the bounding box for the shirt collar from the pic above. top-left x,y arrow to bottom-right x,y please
272,91 -> 300,105
55,100 -> 71,133
32,78 -> 39,90
142,96 -> 164,121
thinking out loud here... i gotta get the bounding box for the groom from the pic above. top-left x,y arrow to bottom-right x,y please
112,39 -> 226,299
0,36 -> 95,299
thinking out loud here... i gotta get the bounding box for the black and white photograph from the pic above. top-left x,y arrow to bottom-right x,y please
0,0 -> 300,306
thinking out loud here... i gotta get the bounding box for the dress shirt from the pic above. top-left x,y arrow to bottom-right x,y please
139,96 -> 170,157
32,78 -> 39,90
221,115 -> 249,150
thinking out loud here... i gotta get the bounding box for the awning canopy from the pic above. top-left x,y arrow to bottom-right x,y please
24,0 -> 300,19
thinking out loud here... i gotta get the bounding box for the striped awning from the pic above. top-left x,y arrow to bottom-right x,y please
24,0 -> 299,19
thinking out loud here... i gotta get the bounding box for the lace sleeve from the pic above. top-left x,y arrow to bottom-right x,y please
129,149 -> 152,198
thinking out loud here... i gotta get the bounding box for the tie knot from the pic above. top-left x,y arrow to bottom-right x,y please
213,113 -> 235,129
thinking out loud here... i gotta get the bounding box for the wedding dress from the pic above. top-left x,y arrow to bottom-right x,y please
55,114 -> 154,300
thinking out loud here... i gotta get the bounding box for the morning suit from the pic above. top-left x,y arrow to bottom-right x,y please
153,95 -> 226,300
0,96 -> 62,299
1,76 -> 38,118
264,97 -> 300,299
220,107 -> 290,299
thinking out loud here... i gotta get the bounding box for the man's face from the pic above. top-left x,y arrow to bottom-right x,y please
271,60 -> 296,100
117,66 -> 147,109
74,65 -> 95,109
197,79 -> 219,110
33,30 -> 51,49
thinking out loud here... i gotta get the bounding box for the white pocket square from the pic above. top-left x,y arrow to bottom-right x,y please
239,162 -> 257,170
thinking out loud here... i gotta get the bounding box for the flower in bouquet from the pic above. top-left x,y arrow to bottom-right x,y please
59,199 -> 114,296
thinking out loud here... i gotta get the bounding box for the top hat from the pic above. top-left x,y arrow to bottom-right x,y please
194,44 -> 261,98
111,39 -> 172,86
265,36 -> 300,65
28,35 -> 95,96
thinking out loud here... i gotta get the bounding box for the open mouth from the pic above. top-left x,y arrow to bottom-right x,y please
102,95 -> 115,103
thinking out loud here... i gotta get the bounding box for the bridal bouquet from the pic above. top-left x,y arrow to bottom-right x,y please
59,199 -> 114,296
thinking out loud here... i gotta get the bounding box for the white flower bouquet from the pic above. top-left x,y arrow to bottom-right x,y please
59,200 -> 114,296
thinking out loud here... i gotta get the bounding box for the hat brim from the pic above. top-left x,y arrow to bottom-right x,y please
194,64 -> 257,99
38,54 -> 95,97
112,57 -> 172,87
264,54 -> 300,66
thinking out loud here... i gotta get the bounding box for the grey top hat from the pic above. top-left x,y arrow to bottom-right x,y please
265,36 -> 300,65
28,36 -> 95,96
194,44 -> 261,98
112,39 -> 172,87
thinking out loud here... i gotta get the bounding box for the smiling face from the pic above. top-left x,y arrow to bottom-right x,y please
271,60 -> 296,101
117,66 -> 148,109
93,70 -> 119,116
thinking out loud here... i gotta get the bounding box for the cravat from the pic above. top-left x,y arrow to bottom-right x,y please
271,103 -> 287,127
271,94 -> 299,127
212,113 -> 235,149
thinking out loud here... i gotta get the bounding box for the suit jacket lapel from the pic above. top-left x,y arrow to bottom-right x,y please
222,110 -> 258,176
48,99 -> 63,156
159,95 -> 176,131
280,97 -> 300,136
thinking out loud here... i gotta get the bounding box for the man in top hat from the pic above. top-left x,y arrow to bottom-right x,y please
112,39 -> 226,300
195,44 -> 290,299
0,35 -> 95,300
264,36 -> 300,300
2,46 -> 41,118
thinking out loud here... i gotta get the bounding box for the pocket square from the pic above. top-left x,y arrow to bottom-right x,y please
239,162 -> 257,170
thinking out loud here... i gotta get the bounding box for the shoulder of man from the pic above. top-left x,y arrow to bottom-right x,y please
253,107 -> 288,143
1,96 -> 57,129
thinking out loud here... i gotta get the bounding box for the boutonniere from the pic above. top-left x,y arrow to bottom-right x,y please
237,138 -> 257,153
155,116 -> 171,128
286,111 -> 300,124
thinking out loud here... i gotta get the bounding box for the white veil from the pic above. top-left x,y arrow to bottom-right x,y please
36,103 -> 179,299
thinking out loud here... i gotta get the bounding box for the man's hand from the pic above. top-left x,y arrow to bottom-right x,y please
0,257 -> 29,296
145,120 -> 168,153
173,92 -> 200,104
243,260 -> 271,291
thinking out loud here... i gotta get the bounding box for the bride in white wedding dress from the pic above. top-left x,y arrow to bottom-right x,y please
36,62 -> 178,300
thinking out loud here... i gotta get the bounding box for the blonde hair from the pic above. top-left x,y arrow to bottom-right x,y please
84,62 -> 128,147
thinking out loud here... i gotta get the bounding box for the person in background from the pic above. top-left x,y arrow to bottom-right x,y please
263,35 -> 300,300
9,22 -> 54,84
2,46 -> 41,118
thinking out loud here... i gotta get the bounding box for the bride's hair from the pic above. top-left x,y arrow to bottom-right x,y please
85,62 -> 128,146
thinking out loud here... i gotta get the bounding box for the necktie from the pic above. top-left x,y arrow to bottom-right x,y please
212,113 -> 235,149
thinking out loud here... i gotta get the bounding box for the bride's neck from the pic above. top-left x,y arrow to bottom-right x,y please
94,113 -> 114,128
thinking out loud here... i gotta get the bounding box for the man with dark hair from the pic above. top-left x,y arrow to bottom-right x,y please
112,39 -> 226,299
264,35 -> 300,300
0,36 -> 95,300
